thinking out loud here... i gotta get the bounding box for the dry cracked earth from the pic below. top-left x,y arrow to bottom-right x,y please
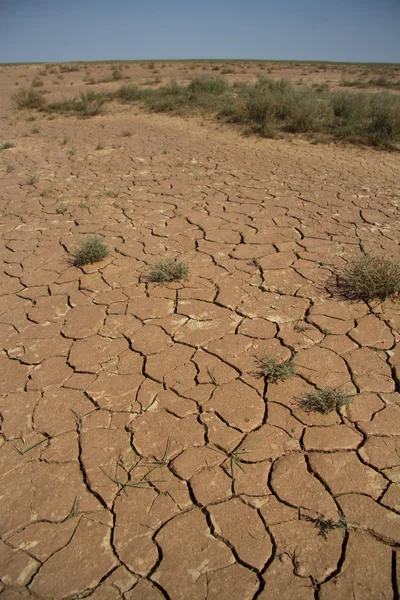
1,71 -> 400,600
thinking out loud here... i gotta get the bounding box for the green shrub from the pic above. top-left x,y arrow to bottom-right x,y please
72,235 -> 109,267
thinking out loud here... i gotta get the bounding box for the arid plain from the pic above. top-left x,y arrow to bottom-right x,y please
1,60 -> 400,599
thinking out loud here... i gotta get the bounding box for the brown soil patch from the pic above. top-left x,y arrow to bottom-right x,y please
0,62 -> 400,598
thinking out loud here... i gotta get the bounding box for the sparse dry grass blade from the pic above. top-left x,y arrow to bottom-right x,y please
72,235 -> 109,267
338,253 -> 400,302
15,434 -> 51,455
149,257 -> 189,282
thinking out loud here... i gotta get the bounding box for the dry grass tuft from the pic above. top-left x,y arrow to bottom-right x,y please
298,387 -> 352,414
149,257 -> 189,282
338,253 -> 400,302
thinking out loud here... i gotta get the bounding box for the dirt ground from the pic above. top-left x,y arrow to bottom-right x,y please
1,62 -> 400,599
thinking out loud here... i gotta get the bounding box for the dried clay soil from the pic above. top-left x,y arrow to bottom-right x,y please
1,65 -> 400,599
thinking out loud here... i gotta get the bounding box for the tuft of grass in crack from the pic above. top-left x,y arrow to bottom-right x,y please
207,366 -> 220,387
39,187 -> 54,198
304,514 -> 357,541
15,434 -> 51,455
6,164 -> 15,173
149,257 -> 189,283
0,142 -> 15,150
256,353 -> 295,383
72,234 -> 109,267
213,439 -> 259,481
61,497 -> 80,522
100,446 -> 167,494
25,174 -> 38,185
338,253 -> 400,302
298,387 -> 352,414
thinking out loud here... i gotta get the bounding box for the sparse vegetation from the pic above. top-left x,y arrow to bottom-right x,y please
46,91 -> 106,117
149,257 -> 189,282
256,354 -> 295,383
0,142 -> 15,150
12,87 -> 46,109
59,63 -> 80,73
304,514 -> 354,540
111,66 -> 123,81
299,387 -> 352,414
10,70 -> 400,149
72,235 -> 109,267
55,202 -> 68,214
338,253 -> 400,302
25,174 -> 38,185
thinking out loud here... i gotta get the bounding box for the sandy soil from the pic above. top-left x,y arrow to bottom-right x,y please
0,62 -> 400,599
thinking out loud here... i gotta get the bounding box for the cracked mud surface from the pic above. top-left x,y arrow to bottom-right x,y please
1,65 -> 400,599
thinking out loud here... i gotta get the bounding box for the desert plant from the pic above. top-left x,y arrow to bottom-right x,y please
188,75 -> 229,96
72,235 -> 109,267
111,67 -> 123,81
25,174 -> 38,185
338,253 -> 400,301
0,142 -> 14,150
12,87 -> 46,109
31,126 -> 40,134
46,91 -> 106,117
149,257 -> 189,282
55,202 -> 68,214
299,387 -> 352,414
59,63 -> 80,72
256,354 -> 295,383
304,514 -> 354,540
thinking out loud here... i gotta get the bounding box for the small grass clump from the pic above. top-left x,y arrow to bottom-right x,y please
304,514 -> 354,541
0,142 -> 15,150
256,354 -> 295,383
149,257 -> 189,283
299,387 -> 352,414
25,174 -> 38,185
55,202 -> 68,214
12,87 -> 46,109
46,91 -> 106,117
72,235 -> 109,267
338,253 -> 400,302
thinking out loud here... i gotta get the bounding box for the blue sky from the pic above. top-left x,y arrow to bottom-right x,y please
0,0 -> 399,63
